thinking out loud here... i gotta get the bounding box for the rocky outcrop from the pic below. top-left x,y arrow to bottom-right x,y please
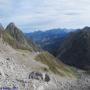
29,72 -> 50,82
44,74 -> 50,82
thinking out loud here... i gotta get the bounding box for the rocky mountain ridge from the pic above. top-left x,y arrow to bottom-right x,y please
57,27 -> 90,70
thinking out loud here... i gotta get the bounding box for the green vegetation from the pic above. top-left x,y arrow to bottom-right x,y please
3,23 -> 35,51
3,31 -> 16,47
35,51 -> 75,76
0,23 -> 40,52
2,31 -> 33,51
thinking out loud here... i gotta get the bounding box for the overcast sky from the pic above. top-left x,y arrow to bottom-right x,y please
0,0 -> 90,32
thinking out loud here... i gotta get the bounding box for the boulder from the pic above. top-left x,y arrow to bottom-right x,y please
29,72 -> 43,81
45,74 -> 50,82
29,72 -> 50,82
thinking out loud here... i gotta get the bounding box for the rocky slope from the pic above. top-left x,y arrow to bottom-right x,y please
0,35 -> 73,90
0,35 -> 90,90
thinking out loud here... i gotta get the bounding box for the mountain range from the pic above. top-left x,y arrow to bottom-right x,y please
0,23 -> 90,90
26,27 -> 90,71
57,27 -> 90,70
25,29 -> 69,56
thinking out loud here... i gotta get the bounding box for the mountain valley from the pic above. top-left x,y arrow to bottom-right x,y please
27,27 -> 90,71
0,23 -> 89,90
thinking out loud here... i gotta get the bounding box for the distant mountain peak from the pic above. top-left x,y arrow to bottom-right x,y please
5,22 -> 20,33
7,22 -> 16,27
5,23 -> 23,41
3,23 -> 33,51
82,26 -> 90,31
83,26 -> 90,29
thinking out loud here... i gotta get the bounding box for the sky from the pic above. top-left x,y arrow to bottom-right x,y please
0,0 -> 90,32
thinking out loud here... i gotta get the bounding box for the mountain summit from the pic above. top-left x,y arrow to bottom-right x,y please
0,23 -> 34,51
5,23 -> 27,43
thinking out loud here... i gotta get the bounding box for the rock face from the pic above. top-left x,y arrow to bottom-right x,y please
29,72 -> 43,81
44,74 -> 50,82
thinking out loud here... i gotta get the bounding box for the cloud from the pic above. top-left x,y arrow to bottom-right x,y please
0,0 -> 90,32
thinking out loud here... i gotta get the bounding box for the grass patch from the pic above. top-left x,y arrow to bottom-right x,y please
34,51 -> 75,76
3,32 -> 33,51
